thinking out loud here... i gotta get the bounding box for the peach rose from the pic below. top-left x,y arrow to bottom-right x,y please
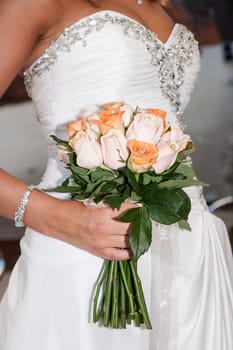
101,129 -> 129,169
127,140 -> 158,173
67,119 -> 87,138
91,108 -> 124,135
104,101 -> 133,127
69,130 -> 103,169
126,111 -> 165,145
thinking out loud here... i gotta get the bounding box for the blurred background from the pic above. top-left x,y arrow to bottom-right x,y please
0,0 -> 233,296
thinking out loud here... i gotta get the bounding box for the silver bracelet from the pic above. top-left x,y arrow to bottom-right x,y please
14,185 -> 37,228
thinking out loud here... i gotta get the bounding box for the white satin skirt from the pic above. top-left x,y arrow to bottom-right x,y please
0,187 -> 233,350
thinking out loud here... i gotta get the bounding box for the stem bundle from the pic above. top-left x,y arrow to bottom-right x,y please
93,259 -> 152,329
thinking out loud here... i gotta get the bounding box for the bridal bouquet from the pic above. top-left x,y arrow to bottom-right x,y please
50,102 -> 205,329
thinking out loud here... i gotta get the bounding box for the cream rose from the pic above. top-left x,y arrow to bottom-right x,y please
152,125 -> 191,174
101,129 -> 129,169
152,140 -> 178,174
69,130 -> 103,169
126,111 -> 165,145
120,103 -> 134,127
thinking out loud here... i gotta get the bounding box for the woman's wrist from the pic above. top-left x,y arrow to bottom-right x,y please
14,184 -> 37,227
23,189 -> 88,245
23,189 -> 62,235
0,168 -> 90,247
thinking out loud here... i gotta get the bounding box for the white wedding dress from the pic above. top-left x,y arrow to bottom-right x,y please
0,10 -> 233,350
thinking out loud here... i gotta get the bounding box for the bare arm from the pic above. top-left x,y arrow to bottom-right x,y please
0,169 -> 132,260
0,0 -> 132,260
0,0 -> 47,95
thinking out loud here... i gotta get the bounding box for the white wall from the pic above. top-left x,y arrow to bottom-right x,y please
0,102 -> 47,184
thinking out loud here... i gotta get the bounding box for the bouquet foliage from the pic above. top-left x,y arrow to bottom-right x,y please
50,102 -> 206,329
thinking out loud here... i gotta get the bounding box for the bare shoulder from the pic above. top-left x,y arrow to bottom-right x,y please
0,0 -> 61,96
0,0 -> 60,33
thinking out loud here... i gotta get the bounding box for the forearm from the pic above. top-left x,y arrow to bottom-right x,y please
0,168 -> 132,260
0,168 -> 71,237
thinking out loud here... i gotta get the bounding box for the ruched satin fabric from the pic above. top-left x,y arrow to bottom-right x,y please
0,10 -> 232,350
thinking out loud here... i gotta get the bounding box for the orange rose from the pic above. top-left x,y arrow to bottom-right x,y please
67,119 -> 87,137
146,108 -> 168,130
128,140 -> 158,173
92,108 -> 124,135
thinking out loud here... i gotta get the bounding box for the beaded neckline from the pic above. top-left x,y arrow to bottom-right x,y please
24,10 -> 178,74
23,10 -> 199,127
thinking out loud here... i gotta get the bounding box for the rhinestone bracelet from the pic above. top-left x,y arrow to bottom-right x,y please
14,185 -> 37,228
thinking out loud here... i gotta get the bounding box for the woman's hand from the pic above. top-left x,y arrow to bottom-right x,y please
23,187 -> 133,260
75,203 -> 134,260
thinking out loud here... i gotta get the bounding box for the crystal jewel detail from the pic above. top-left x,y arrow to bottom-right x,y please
23,12 -> 199,126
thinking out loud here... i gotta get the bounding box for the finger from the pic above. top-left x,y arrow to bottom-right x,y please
103,218 -> 131,236
108,234 -> 130,249
101,247 -> 132,261
89,207 -> 131,235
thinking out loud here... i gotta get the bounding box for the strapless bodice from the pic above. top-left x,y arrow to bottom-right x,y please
23,10 -> 200,188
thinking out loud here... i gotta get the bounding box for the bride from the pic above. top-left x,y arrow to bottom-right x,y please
0,0 -> 232,349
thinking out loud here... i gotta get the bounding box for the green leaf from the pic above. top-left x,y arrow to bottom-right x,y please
122,168 -> 142,195
175,163 -> 196,178
129,207 -> 152,259
68,154 -> 90,176
105,195 -> 124,210
93,193 -> 109,204
175,189 -> 191,219
50,135 -> 72,150
178,219 -> 191,231
130,191 -> 142,202
117,207 -> 141,223
46,186 -> 82,193
85,182 -> 103,194
160,173 -> 185,182
100,182 -> 117,193
122,185 -> 131,200
72,172 -> 88,187
113,176 -> 125,185
70,163 -> 89,177
72,194 -> 89,200
90,168 -> 118,183
158,179 -> 209,190
142,173 -> 163,185
61,177 -> 70,187
145,188 -> 191,224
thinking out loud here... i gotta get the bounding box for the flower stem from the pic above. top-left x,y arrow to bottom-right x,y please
93,260 -> 109,323
110,261 -> 119,328
129,260 -> 152,329
95,294 -> 105,322
119,276 -> 126,328
119,261 -> 135,320
103,261 -> 115,327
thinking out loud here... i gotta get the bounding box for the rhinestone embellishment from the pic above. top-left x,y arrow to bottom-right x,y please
23,12 -> 199,125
